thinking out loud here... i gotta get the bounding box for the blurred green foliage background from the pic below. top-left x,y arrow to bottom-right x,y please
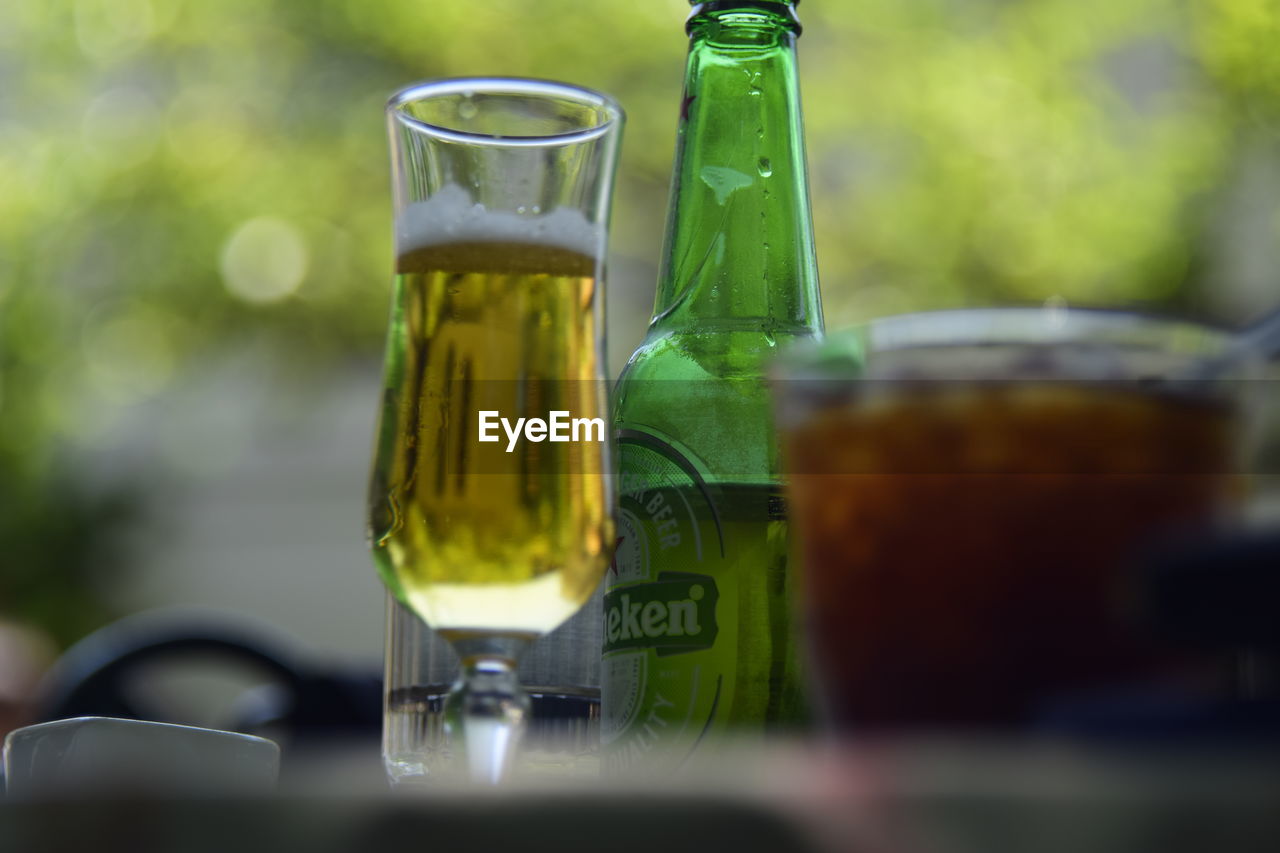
1,0 -> 1278,646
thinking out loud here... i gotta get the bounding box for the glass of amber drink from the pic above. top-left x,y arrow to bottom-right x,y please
368,79 -> 622,782
775,309 -> 1248,731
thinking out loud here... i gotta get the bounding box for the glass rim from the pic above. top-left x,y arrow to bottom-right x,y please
774,306 -> 1236,381
866,306 -> 1229,350
386,76 -> 625,148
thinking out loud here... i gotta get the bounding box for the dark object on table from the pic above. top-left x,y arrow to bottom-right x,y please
32,612 -> 381,765
1143,529 -> 1280,653
1036,529 -> 1280,740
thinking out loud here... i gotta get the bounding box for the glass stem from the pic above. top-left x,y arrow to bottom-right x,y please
444,636 -> 532,784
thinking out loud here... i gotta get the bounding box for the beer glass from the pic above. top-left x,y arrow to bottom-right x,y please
774,308 -> 1252,731
368,78 -> 622,782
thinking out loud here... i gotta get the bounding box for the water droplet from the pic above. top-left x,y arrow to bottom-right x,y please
458,99 -> 478,120
531,205 -> 541,214
699,166 -> 753,204
517,205 -> 527,214
757,158 -> 772,177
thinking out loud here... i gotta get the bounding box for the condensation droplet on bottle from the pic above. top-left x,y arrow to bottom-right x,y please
517,205 -> 527,214
762,315 -> 779,347
458,99 -> 478,120
531,205 -> 541,214
757,158 -> 772,177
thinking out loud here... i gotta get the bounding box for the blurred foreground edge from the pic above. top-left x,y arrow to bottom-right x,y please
2,739 -> 1279,853
0,794 -> 822,853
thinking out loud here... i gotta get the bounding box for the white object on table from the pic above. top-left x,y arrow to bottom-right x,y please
3,716 -> 279,797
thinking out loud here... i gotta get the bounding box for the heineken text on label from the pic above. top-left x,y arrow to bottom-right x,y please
603,574 -> 719,653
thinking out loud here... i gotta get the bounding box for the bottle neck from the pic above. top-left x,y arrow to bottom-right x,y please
650,2 -> 821,337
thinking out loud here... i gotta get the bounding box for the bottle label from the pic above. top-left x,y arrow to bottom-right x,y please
601,431 -> 738,774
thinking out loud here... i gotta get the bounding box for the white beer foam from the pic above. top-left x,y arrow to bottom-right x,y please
397,184 -> 601,257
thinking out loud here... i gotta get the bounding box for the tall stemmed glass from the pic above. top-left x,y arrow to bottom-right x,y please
368,79 -> 622,783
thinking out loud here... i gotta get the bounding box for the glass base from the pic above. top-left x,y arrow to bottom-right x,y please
384,684 -> 600,785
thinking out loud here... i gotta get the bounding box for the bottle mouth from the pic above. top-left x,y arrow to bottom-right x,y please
688,0 -> 797,5
687,1 -> 802,36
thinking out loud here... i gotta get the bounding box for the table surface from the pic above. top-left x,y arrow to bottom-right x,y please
4,738 -> 1279,853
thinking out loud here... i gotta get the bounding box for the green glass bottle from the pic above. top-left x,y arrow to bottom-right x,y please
602,0 -> 823,772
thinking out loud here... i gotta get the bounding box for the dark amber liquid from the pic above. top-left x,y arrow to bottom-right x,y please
785,382 -> 1237,729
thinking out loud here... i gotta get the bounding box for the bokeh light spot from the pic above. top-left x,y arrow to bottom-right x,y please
75,0 -> 156,62
219,217 -> 309,304
82,301 -> 176,403
1043,294 -> 1070,329
165,88 -> 249,170
81,87 -> 161,169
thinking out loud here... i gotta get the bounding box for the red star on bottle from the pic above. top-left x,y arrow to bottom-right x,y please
680,94 -> 696,122
609,536 -> 625,575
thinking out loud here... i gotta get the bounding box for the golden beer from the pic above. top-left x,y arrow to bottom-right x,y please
368,238 -> 613,641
